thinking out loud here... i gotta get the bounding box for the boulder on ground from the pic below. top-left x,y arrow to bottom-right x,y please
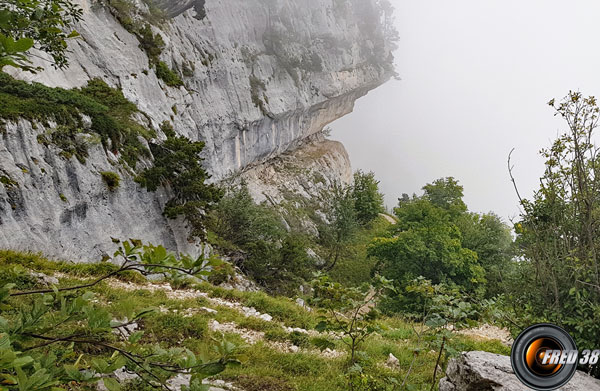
439,351 -> 600,390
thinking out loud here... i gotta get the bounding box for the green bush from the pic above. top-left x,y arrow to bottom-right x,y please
287,331 -> 310,348
37,125 -> 89,163
0,72 -> 152,167
264,328 -> 288,342
207,184 -> 321,294
0,175 -> 18,187
100,171 -> 121,191
137,23 -> 164,63
136,121 -> 223,239
351,170 -> 384,225
208,261 -> 236,285
208,183 -> 283,248
155,61 -> 183,87
237,316 -> 279,333
249,75 -> 268,115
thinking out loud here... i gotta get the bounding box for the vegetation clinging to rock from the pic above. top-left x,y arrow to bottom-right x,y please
100,171 -> 121,191
103,1 -> 183,87
0,72 -> 153,167
136,121 -> 223,240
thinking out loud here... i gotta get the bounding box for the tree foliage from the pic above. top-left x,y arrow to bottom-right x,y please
0,0 -> 82,72
455,212 -> 513,296
368,177 -> 514,314
351,170 -> 384,226
320,183 -> 359,271
422,177 -> 467,217
208,182 -> 283,249
507,92 -> 600,375
136,122 -> 223,240
207,183 -> 315,294
369,197 -> 484,314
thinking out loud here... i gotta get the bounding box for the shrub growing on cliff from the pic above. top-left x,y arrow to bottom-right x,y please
0,73 -> 152,167
103,3 -> 183,87
37,125 -> 89,163
136,121 -> 223,239
155,60 -> 183,87
100,171 -> 121,191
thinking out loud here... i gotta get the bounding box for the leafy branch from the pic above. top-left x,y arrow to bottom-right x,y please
0,240 -> 239,391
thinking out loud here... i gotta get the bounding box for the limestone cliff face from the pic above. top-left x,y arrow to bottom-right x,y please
240,135 -> 353,236
0,0 -> 393,261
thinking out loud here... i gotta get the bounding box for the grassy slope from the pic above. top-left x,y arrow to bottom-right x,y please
0,250 -> 509,391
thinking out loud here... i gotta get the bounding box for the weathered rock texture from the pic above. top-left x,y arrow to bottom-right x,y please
15,0 -> 393,178
239,134 -> 352,236
439,351 -> 600,391
0,0 -> 393,261
241,135 -> 352,205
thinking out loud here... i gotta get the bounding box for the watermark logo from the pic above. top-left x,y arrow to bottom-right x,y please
511,323 -> 580,390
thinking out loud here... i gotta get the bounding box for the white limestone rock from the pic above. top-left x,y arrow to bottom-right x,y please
0,0 -> 393,261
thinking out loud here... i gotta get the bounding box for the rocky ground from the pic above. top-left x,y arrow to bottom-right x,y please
2,250 -> 514,391
440,351 -> 600,390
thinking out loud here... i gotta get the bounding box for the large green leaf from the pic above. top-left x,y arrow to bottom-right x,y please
103,378 -> 121,391
13,37 -> 34,52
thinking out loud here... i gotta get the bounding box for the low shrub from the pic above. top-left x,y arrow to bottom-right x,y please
155,61 -> 183,87
208,261 -> 236,285
287,331 -> 310,348
142,313 -> 209,344
100,171 -> 121,191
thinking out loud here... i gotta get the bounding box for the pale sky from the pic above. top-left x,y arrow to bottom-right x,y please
331,0 -> 600,222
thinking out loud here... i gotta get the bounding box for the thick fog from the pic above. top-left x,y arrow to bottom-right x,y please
331,0 -> 600,222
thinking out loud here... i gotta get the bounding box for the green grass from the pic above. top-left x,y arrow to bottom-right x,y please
199,282 -> 317,329
0,249 -> 513,391
0,250 -> 147,284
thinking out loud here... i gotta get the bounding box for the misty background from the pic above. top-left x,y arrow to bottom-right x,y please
331,0 -> 600,222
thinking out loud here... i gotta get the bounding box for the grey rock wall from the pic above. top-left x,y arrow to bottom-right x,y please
0,0 -> 393,261
14,0 -> 393,179
0,119 -> 197,262
439,351 -> 600,391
